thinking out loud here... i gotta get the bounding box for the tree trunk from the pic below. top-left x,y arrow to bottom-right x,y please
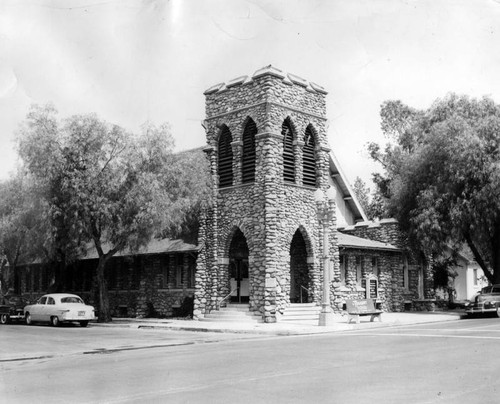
492,230 -> 500,285
464,232 -> 495,284
96,256 -> 112,323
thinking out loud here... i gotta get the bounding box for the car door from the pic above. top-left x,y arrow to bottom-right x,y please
31,296 -> 47,321
45,297 -> 56,321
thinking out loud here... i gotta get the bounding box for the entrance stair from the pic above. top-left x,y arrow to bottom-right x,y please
200,303 -> 263,323
279,303 -> 321,325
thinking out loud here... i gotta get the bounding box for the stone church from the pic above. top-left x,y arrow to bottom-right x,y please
193,66 -> 431,323
16,66 -> 435,321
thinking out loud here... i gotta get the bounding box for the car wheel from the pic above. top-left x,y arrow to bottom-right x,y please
51,316 -> 60,327
25,313 -> 32,325
0,313 -> 9,324
80,321 -> 89,327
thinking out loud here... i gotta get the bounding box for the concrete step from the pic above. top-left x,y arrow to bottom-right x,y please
220,304 -> 251,312
285,306 -> 321,312
206,310 -> 260,318
200,304 -> 263,323
289,303 -> 318,308
280,303 -> 321,324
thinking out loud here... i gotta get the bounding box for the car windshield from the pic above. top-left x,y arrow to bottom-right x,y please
60,297 -> 84,304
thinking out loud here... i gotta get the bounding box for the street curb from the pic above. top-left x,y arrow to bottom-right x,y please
89,312 -> 465,336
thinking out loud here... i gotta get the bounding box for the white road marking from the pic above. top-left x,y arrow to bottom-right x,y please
382,327 -> 500,333
349,332 -> 500,340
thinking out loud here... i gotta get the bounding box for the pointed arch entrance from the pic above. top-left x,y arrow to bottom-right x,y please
229,229 -> 250,303
290,229 -> 311,303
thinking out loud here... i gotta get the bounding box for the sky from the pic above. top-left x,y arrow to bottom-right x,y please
1,0 -> 500,191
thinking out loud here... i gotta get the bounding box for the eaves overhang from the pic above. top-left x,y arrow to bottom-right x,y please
338,232 -> 400,252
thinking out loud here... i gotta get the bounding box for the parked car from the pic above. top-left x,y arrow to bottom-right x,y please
465,285 -> 500,317
24,293 -> 95,327
0,295 -> 30,324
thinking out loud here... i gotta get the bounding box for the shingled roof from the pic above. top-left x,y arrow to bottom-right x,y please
81,238 -> 200,260
337,232 -> 400,252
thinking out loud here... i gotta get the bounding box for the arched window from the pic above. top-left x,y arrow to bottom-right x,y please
218,126 -> 233,187
302,125 -> 317,187
241,118 -> 257,184
282,118 -> 295,183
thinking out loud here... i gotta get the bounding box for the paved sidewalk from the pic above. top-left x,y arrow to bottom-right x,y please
91,311 -> 466,336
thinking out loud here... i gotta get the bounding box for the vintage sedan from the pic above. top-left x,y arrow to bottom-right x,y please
0,295 -> 30,324
465,285 -> 500,317
24,293 -> 95,327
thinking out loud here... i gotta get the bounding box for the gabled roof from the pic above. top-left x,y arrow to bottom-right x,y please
328,151 -> 368,223
338,232 -> 400,252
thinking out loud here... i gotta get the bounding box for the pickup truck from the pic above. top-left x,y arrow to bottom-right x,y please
465,285 -> 500,317
0,295 -> 29,324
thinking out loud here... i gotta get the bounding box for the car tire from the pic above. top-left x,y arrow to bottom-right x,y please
25,313 -> 32,325
80,321 -> 89,327
0,314 -> 9,324
51,316 -> 60,327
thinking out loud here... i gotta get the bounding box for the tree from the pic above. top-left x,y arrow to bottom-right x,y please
369,94 -> 500,284
352,177 -> 370,215
17,104 -> 211,321
352,176 -> 387,221
0,173 -> 43,297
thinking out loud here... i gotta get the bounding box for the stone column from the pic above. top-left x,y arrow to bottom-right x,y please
294,140 -> 304,186
316,146 -> 331,188
256,131 -> 282,323
231,140 -> 243,186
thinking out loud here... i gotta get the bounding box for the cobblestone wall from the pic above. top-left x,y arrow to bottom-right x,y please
194,66 -> 433,320
18,252 -> 196,319
195,67 -> 337,322
338,219 -> 435,311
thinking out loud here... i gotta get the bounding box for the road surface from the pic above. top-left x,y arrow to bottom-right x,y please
1,317 -> 500,403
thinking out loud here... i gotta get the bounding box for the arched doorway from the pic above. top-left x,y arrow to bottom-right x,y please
290,229 -> 310,303
229,229 -> 249,303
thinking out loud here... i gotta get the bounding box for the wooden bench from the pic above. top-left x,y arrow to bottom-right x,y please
346,299 -> 382,324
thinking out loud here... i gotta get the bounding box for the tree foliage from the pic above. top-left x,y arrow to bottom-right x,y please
0,173 -> 44,296
17,104 -> 211,321
369,94 -> 500,283
352,176 -> 387,221
352,177 -> 370,215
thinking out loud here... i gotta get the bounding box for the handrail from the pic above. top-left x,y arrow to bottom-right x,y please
300,285 -> 322,304
217,287 -> 238,310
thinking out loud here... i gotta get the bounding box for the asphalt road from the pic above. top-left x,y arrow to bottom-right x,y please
1,317 -> 500,403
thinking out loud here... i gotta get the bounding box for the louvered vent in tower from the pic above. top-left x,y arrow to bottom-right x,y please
302,126 -> 317,187
218,126 -> 233,187
282,120 -> 295,183
242,119 -> 257,184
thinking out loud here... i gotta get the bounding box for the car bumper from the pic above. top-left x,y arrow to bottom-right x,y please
61,314 -> 95,321
465,307 -> 497,314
